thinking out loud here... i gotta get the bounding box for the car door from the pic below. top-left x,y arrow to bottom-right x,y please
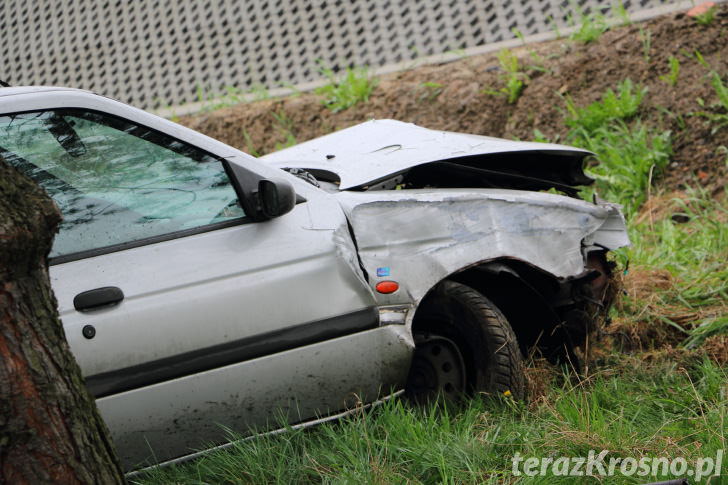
0,107 -> 412,469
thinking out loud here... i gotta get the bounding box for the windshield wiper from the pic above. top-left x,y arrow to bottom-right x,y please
283,167 -> 320,187
44,114 -> 87,157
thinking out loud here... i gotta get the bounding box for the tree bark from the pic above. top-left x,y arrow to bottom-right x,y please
0,155 -> 124,484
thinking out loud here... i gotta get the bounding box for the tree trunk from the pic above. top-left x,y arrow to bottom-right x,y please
0,155 -> 124,484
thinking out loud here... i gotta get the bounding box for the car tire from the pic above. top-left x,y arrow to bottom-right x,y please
406,280 -> 525,402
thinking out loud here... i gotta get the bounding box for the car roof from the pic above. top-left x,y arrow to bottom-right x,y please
0,86 -> 90,97
0,85 -> 296,190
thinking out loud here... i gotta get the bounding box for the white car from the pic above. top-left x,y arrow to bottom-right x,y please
0,86 -> 629,470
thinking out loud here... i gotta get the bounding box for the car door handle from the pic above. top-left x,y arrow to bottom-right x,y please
73,286 -> 125,312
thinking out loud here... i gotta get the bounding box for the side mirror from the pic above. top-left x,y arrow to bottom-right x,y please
258,178 -> 296,219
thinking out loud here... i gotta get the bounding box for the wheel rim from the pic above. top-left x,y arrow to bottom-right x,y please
406,333 -> 466,403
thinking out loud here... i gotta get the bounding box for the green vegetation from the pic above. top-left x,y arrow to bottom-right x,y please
567,3 -> 609,44
511,29 -> 550,74
660,56 -> 681,86
696,72 -> 728,134
156,83 -> 275,119
640,27 -> 652,64
133,359 -> 727,484
558,77 -> 727,346
315,61 -> 379,113
270,109 -> 297,151
484,49 -> 529,104
694,5 -> 718,26
626,185 -> 728,347
548,15 -> 563,39
560,79 -> 670,215
241,130 -> 260,157
498,50 -> 527,104
153,97 -> 181,122
414,81 -> 443,103
562,78 -> 646,132
611,1 -> 633,26
689,51 -> 728,134
133,70 -> 728,484
577,121 -> 672,215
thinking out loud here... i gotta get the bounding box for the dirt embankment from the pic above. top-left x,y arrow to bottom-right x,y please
181,6 -> 728,194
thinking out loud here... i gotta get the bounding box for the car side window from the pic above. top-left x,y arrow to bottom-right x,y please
0,109 -> 244,261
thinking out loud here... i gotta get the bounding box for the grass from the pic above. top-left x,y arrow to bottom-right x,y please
130,72 -> 728,482
684,50 -> 728,133
624,185 -> 728,348
567,3 -> 609,44
414,82 -> 443,103
611,1 -> 633,26
270,109 -> 297,151
548,15 -> 563,39
696,72 -> 728,134
558,76 -> 728,352
576,121 -> 672,216
640,27 -> 652,64
511,29 -> 550,74
498,50 -> 528,104
315,61 -> 379,113
484,49 -> 529,104
542,73 -> 726,350
694,5 -> 719,26
132,359 -> 727,483
660,56 -> 681,87
559,78 -> 673,216
562,78 -> 646,133
242,130 -> 260,157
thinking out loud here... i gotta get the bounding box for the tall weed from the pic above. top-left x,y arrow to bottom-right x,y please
660,56 -> 680,86
577,122 -> 672,215
563,79 -> 646,133
567,3 -> 609,44
562,79 -> 668,216
484,49 -> 529,104
315,61 -> 379,113
695,72 -> 728,134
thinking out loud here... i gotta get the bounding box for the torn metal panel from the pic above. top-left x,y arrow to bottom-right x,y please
261,119 -> 592,190
583,202 -> 631,250
336,188 -> 629,304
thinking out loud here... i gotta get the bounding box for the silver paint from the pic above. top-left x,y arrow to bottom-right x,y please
99,325 -> 413,469
336,188 -> 629,306
261,119 -> 591,189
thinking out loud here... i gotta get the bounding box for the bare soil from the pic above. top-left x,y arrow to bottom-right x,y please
181,5 -> 728,194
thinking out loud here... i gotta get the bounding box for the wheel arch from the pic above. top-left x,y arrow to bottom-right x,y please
411,258 -> 577,365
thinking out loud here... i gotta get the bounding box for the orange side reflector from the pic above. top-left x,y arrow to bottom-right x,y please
376,281 -> 399,294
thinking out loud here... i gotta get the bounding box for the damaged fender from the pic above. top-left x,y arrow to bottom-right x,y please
336,188 -> 629,309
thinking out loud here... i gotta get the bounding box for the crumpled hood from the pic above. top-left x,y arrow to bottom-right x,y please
261,119 -> 593,191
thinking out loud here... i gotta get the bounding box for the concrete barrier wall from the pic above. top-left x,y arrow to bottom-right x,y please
2,0 -> 683,109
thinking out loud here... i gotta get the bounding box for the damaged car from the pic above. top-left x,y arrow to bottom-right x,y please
0,87 -> 629,471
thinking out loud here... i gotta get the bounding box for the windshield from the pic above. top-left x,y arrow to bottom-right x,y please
0,109 -> 243,260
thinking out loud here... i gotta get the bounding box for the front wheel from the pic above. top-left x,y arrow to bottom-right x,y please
406,280 -> 525,402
